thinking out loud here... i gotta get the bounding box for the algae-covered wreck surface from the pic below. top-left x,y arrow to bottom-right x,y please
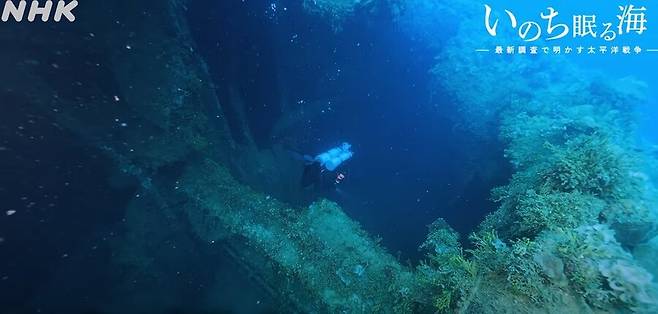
1,0 -> 657,313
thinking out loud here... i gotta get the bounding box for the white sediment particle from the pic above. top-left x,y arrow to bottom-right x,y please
6,210 -> 16,216
113,95 -> 120,102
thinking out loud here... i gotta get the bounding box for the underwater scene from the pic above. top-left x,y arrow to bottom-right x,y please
1,0 -> 658,313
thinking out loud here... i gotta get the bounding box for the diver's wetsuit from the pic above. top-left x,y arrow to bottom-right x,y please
299,142 -> 352,198
301,161 -> 343,194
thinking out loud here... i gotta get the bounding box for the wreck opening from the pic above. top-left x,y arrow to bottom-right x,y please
185,0 -> 512,260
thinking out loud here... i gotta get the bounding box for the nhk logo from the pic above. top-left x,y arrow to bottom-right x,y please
2,0 -> 78,22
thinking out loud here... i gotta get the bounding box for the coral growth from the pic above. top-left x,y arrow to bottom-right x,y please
416,219 -> 477,313
408,1 -> 658,313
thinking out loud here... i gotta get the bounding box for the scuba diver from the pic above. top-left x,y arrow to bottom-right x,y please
300,142 -> 353,195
